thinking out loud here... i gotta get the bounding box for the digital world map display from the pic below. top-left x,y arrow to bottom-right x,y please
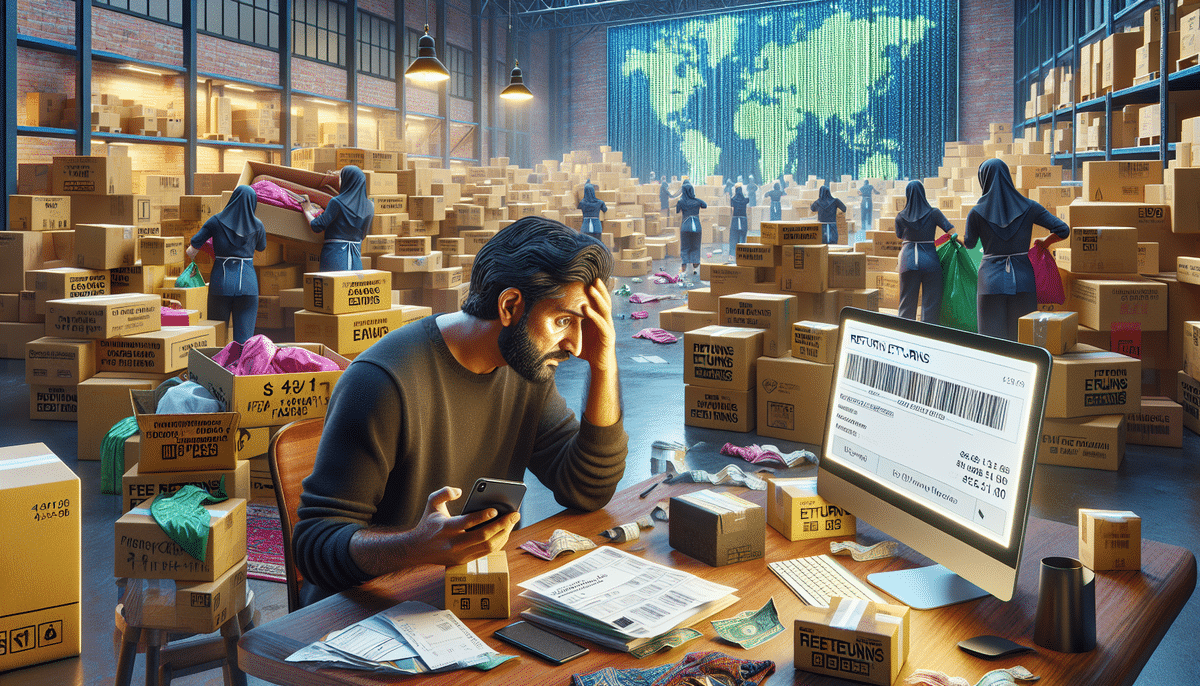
607,0 -> 958,184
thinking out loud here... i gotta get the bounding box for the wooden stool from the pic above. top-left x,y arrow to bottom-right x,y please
113,589 -> 257,686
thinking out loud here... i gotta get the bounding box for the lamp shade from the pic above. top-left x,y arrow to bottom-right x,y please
500,61 -> 533,101
405,27 -> 450,83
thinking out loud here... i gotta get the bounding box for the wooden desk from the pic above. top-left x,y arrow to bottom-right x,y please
239,476 -> 1196,685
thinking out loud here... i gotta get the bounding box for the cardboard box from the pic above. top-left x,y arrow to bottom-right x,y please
1079,509 -> 1141,571
96,325 -> 214,374
837,288 -> 880,313
1046,348 -> 1141,418
1017,311 -> 1079,355
69,194 -> 155,228
29,384 -> 78,420
684,384 -> 755,432
158,286 -> 208,320
794,598 -> 910,686
683,325 -> 764,390
1179,370 -> 1200,434
255,263 -> 303,297
1038,414 -> 1126,470
1124,397 -> 1183,448
828,252 -> 867,290
1082,161 -> 1161,202
0,231 -> 52,293
1070,279 -> 1167,332
1065,227 -> 1139,273
302,270 -> 392,314
669,489 -> 765,566
445,553 -> 510,619
233,161 -> 324,244
9,195 -> 71,231
77,372 -> 173,460
31,267 -> 109,314
659,306 -> 718,332
113,494 -> 247,581
780,244 -> 830,294
110,264 -> 167,295
121,460 -> 250,512
791,321 -> 839,363
425,283 -> 470,313
138,236 -> 186,266
1185,321 -> 1200,378
25,337 -> 96,385
1180,256 -> 1200,286
0,444 -> 81,671
760,221 -> 822,246
735,243 -> 782,267
717,293 -> 797,358
1166,166 -> 1200,234
757,354 -> 835,446
74,224 -> 137,270
122,558 -> 249,634
51,155 -> 132,195
187,344 -> 349,427
767,476 -> 855,541
129,389 -> 239,473
45,293 -> 161,339
1054,202 -> 1193,274
293,304 -> 429,356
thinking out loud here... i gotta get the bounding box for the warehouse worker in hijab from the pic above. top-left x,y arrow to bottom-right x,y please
728,184 -> 749,263
660,175 -> 680,217
859,179 -> 879,231
810,185 -> 847,244
578,180 -> 607,238
763,181 -> 785,221
746,174 -> 759,206
676,179 -> 707,276
301,165 -> 374,271
895,180 -> 954,324
185,185 -> 266,344
963,158 -> 1069,340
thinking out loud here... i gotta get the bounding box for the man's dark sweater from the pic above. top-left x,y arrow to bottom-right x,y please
294,316 -> 628,604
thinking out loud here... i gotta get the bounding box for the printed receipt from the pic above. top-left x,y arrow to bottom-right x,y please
831,320 -> 1037,544
387,601 -> 493,670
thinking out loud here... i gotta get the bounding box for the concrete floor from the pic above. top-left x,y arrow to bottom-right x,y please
1,246 -> 1196,685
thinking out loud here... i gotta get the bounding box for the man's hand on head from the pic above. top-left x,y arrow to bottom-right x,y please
579,278 -> 617,373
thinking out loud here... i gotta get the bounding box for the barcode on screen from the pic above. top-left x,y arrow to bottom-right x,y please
845,353 -> 1009,430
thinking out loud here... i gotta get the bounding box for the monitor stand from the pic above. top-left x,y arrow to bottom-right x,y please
867,565 -> 988,610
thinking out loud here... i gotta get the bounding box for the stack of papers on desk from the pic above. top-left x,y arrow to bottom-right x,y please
518,546 -> 739,652
286,600 -> 510,674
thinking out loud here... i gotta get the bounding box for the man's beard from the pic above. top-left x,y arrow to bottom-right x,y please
498,312 -> 570,383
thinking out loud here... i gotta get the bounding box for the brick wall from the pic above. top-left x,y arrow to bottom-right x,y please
960,0 -> 1014,143
17,0 -> 75,44
93,7 -> 184,67
359,0 -> 396,20
18,136 -> 76,164
198,36 -> 280,86
527,31 -> 551,165
293,58 -> 348,100
17,48 -> 77,127
359,74 -> 398,109
564,26 -> 607,152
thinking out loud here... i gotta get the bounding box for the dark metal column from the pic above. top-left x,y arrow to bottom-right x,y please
1160,0 -> 1168,167
3,0 -> 17,211
472,0 -> 482,164
184,0 -> 197,193
437,0 -> 449,168
347,0 -> 359,146
77,0 -> 93,155
395,0 -> 405,154
281,0 -> 293,165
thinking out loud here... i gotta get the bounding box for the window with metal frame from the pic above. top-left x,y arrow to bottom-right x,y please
358,11 -> 395,79
445,44 -> 474,100
93,0 -> 183,25
198,0 -> 280,50
293,0 -> 346,66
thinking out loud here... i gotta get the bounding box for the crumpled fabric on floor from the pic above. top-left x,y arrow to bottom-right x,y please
149,481 -> 229,562
631,311 -> 649,320
719,442 -> 816,468
211,335 -> 340,375
651,271 -> 682,284
571,651 -> 775,686
629,292 -> 682,303
633,328 -> 678,344
100,416 -> 139,495
613,284 -> 632,296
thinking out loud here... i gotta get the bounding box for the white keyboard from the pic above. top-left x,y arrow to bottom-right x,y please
768,554 -> 891,608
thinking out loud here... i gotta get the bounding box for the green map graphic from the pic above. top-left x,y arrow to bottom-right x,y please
620,9 -> 935,181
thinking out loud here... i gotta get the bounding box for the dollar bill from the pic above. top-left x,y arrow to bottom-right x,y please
829,540 -> 900,561
518,529 -> 596,561
672,464 -> 767,490
628,628 -> 703,659
904,666 -> 1039,686
711,598 -> 784,649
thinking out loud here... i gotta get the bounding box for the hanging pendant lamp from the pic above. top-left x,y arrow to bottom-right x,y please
405,25 -> 450,83
500,60 -> 533,101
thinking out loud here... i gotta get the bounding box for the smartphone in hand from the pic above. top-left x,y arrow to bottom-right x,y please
458,478 -> 526,531
493,621 -> 589,665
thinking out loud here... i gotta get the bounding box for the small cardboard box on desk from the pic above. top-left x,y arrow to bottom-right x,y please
445,552 -> 510,619
669,489 -> 765,566
794,597 -> 910,686
767,476 -> 855,541
1079,509 -> 1141,571
0,444 -> 81,671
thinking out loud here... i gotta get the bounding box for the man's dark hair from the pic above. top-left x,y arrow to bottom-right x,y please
462,216 -> 613,320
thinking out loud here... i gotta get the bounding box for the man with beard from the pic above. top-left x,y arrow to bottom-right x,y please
294,217 -> 627,606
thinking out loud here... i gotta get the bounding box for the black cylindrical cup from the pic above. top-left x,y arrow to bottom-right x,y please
1033,556 -> 1097,652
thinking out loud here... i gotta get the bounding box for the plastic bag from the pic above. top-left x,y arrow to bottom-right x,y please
1028,242 -> 1065,304
175,261 -> 206,288
937,235 -> 980,333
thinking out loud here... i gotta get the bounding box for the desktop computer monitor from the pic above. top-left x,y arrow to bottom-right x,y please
818,308 -> 1052,609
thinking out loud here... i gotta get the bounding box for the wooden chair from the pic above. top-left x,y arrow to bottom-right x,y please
267,417 -> 324,613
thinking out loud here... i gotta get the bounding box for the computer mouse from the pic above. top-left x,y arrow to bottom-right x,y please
957,635 -> 1035,660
